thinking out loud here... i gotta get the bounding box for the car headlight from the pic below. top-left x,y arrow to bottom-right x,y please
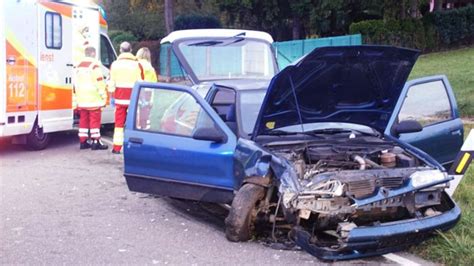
410,170 -> 447,188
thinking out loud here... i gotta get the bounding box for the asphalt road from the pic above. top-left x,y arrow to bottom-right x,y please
0,132 -> 429,265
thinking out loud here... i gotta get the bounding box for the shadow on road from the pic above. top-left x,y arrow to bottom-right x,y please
0,132 -> 78,156
161,197 -> 228,232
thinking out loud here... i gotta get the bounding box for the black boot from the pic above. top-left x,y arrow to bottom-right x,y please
91,139 -> 108,150
80,141 -> 91,149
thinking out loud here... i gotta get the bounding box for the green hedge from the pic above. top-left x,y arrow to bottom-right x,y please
349,4 -> 474,51
431,4 -> 474,45
108,31 -> 138,51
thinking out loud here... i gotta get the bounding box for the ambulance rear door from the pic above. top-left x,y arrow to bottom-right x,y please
37,1 -> 74,133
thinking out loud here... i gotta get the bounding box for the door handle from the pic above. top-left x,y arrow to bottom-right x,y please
129,137 -> 143,144
451,129 -> 462,136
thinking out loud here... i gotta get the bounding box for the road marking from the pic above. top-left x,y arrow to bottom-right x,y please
383,253 -> 421,266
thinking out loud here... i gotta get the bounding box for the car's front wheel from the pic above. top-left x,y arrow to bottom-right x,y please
225,183 -> 265,242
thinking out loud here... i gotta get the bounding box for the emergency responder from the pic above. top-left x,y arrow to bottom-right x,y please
136,47 -> 157,129
108,42 -> 144,154
74,46 -> 108,150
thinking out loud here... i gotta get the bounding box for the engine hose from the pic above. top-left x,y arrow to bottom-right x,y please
364,158 -> 386,169
352,155 -> 366,170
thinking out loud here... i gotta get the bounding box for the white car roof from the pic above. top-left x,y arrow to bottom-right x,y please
160,29 -> 274,44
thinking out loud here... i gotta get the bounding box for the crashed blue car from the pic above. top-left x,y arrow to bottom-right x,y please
123,30 -> 464,260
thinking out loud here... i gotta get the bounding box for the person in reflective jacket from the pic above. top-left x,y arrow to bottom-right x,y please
73,46 -> 108,150
136,47 -> 157,130
108,42 -> 144,154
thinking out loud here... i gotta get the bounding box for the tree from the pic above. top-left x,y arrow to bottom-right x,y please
174,14 -> 221,30
384,0 -> 421,20
289,0 -> 312,39
102,0 -> 165,40
434,0 -> 443,11
164,0 -> 174,34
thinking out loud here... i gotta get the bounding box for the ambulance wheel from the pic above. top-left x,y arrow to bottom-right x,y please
225,183 -> 265,242
26,123 -> 50,150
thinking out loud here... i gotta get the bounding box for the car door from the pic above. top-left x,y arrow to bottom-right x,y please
123,82 -> 237,203
386,75 -> 464,167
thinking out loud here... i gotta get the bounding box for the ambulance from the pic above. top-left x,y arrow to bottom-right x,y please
0,0 -> 117,150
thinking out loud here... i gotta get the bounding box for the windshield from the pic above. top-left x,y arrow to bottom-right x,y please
177,38 -> 276,82
239,90 -> 267,135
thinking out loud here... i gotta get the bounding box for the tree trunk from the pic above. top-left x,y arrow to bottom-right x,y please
434,0 -> 443,11
164,0 -> 174,34
292,16 -> 301,40
409,0 -> 419,18
400,0 -> 406,19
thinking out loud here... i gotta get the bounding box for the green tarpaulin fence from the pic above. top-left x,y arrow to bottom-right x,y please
273,34 -> 362,69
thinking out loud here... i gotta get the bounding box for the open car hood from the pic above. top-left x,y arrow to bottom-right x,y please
253,46 -> 420,137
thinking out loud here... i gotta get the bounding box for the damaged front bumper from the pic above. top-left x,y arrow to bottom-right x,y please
294,193 -> 461,261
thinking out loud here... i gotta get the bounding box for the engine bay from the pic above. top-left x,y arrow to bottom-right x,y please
265,135 -> 448,235
271,136 -> 421,178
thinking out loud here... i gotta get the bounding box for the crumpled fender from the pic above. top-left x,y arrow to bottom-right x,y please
234,138 -> 300,193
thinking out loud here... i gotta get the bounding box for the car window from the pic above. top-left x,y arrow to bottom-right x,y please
100,35 -> 116,69
135,87 -> 217,137
177,38 -> 276,82
239,90 -> 267,135
159,44 -> 193,86
398,80 -> 453,127
210,88 -> 236,122
213,89 -> 235,105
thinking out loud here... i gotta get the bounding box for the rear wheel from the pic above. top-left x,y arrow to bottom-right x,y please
26,122 -> 50,150
225,183 -> 265,242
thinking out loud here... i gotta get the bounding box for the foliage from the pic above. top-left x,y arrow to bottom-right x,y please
110,31 -> 138,50
217,0 -> 385,40
349,18 -> 432,50
430,4 -> 474,45
103,0 -> 219,40
350,4 -> 474,51
174,14 -> 221,30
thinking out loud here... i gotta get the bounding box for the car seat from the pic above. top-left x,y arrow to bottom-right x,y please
225,104 -> 238,136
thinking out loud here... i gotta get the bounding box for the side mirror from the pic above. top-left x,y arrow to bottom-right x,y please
193,127 -> 227,143
392,120 -> 423,136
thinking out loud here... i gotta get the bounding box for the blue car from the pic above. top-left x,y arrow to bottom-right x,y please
123,31 -> 464,260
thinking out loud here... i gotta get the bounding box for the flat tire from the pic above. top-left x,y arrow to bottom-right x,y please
225,183 -> 265,242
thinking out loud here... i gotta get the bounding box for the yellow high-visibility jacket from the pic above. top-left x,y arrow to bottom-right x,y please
138,59 -> 158,82
73,57 -> 106,109
108,53 -> 144,106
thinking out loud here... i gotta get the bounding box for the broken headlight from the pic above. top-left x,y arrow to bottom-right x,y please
410,170 -> 447,188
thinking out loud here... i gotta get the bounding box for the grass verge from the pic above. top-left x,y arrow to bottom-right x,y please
412,124 -> 474,265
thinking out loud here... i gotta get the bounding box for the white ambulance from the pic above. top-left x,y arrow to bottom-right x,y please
0,0 -> 117,150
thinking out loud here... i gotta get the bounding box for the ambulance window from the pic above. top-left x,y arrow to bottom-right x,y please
45,12 -> 62,49
100,35 -> 116,68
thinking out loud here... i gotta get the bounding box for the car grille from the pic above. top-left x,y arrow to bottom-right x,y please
346,176 -> 405,199
380,177 -> 405,188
